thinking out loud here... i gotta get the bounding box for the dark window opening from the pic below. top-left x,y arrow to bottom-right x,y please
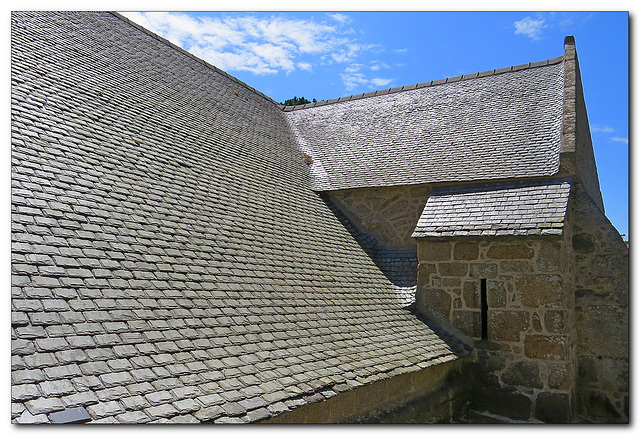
480,279 -> 488,340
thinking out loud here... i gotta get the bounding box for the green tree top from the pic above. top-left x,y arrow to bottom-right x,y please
282,96 -> 317,106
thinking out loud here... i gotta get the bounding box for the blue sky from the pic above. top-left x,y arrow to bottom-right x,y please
121,10 -> 629,238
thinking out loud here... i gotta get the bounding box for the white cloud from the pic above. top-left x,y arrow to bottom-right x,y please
590,125 -> 628,145
331,43 -> 379,63
250,43 -> 295,73
341,71 -> 369,91
611,137 -> 629,145
331,44 -> 362,63
341,63 -> 394,91
552,12 -> 597,30
121,12 -> 370,76
190,47 -> 278,75
328,13 -> 352,25
370,77 -> 394,87
369,61 -> 389,71
122,12 -> 206,48
514,16 -> 547,40
591,124 -> 615,133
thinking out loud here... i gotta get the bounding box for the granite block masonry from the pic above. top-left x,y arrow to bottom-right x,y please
415,237 -> 577,422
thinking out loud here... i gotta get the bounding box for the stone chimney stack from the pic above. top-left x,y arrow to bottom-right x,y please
559,35 -> 605,212
561,35 -> 577,156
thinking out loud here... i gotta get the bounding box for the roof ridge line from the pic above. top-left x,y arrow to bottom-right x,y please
110,12 -> 280,107
430,175 -> 573,195
281,55 -> 565,112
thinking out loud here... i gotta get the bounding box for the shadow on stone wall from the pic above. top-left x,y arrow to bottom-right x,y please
320,193 -> 419,306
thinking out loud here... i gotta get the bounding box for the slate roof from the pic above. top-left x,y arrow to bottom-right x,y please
286,58 -> 565,191
412,178 -> 572,238
11,11 -> 466,424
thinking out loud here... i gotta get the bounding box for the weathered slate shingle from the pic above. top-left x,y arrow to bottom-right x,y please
412,178 -> 572,238
286,60 -> 565,191
11,11 -> 463,424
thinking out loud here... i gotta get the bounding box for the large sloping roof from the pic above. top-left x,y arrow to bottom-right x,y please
286,59 -> 565,191
11,11 -> 462,423
412,178 -> 571,238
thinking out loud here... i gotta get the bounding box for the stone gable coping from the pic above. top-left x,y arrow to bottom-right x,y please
280,56 -> 564,112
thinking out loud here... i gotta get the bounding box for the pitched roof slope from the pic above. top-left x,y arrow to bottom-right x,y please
286,60 -> 565,191
412,178 -> 571,238
11,11 -> 462,424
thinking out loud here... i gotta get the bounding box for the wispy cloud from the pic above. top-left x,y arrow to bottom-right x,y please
370,77 -> 394,87
327,13 -> 352,25
121,12 -> 368,75
331,43 -> 379,63
590,124 -> 628,145
297,62 -> 313,72
369,61 -> 390,71
591,124 -> 616,133
513,16 -> 547,40
513,12 -> 596,42
341,63 -> 394,91
551,11 -> 597,30
611,137 -> 629,145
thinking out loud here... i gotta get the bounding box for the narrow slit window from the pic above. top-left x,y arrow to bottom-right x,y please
480,279 -> 488,340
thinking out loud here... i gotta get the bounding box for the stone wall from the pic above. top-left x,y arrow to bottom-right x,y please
328,185 -> 430,250
262,357 -> 468,423
571,188 -> 629,422
414,236 -> 577,422
557,37 -> 627,422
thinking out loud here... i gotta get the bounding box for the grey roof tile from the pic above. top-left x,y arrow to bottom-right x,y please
25,396 -> 65,415
146,403 -> 179,419
116,410 -> 151,424
95,386 -> 130,402
42,364 -> 81,380
173,398 -> 201,413
61,391 -> 100,408
126,382 -> 156,396
39,379 -> 75,397
87,400 -> 125,419
120,395 -> 151,411
15,409 -> 51,424
12,384 -> 41,402
193,405 -> 225,422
